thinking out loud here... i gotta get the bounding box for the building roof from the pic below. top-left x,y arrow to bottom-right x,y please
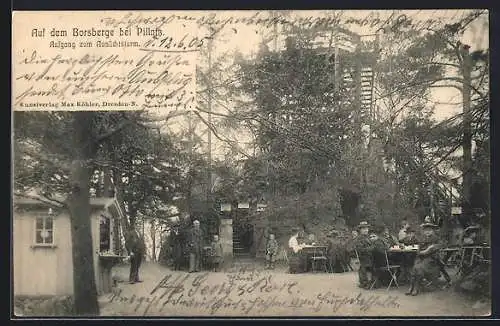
13,195 -> 120,212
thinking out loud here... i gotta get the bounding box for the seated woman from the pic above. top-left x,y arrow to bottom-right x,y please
382,227 -> 398,248
462,225 -> 481,246
401,226 -> 419,246
288,227 -> 307,273
306,233 -> 317,245
460,224 -> 483,273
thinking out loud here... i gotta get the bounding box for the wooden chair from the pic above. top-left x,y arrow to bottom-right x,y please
439,247 -> 461,268
370,251 -> 401,291
458,246 -> 480,275
281,248 -> 289,265
349,250 -> 361,272
311,247 -> 329,273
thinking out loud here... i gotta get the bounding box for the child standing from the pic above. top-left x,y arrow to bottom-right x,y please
354,221 -> 374,289
266,234 -> 279,269
211,234 -> 224,272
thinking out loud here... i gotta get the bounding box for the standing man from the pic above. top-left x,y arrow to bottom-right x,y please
188,220 -> 204,273
354,221 -> 374,289
125,225 -> 146,284
170,225 -> 184,271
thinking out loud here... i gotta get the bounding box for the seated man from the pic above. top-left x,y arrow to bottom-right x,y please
406,222 -> 442,296
370,228 -> 391,288
327,230 -> 350,273
398,225 -> 418,283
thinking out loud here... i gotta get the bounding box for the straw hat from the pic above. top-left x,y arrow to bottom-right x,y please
464,224 -> 480,233
424,215 -> 434,223
420,222 -> 439,229
357,221 -> 370,229
420,215 -> 438,228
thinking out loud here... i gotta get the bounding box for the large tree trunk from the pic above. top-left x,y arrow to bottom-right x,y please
150,219 -> 156,262
461,45 -> 473,224
67,112 -> 99,315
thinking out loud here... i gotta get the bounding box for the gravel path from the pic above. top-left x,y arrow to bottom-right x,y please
99,261 -> 490,317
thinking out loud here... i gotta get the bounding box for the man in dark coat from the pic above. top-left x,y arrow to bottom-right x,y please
406,222 -> 442,296
188,220 -> 204,273
327,231 -> 350,273
354,221 -> 374,289
125,226 -> 146,284
370,227 -> 391,288
397,225 -> 418,283
170,225 -> 184,271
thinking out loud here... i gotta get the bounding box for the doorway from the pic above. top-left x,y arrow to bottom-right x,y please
233,220 -> 254,257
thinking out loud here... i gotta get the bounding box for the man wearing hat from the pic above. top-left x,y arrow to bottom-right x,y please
370,226 -> 391,288
421,216 -> 452,286
188,220 -> 204,273
405,220 -> 442,296
125,225 -> 146,284
354,221 -> 374,289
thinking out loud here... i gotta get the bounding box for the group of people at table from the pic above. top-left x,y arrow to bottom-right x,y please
283,216 -> 483,296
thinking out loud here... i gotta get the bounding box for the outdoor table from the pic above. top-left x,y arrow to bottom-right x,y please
98,253 -> 127,295
301,245 -> 328,272
387,246 -> 418,283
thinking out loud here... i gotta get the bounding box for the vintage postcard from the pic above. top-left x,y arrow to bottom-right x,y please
12,10 -> 490,317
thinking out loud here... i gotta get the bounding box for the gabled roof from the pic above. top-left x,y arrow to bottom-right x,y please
13,195 -> 122,217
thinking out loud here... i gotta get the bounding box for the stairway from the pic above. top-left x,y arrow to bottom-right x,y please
233,228 -> 251,258
341,63 -> 375,118
360,67 -> 374,112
